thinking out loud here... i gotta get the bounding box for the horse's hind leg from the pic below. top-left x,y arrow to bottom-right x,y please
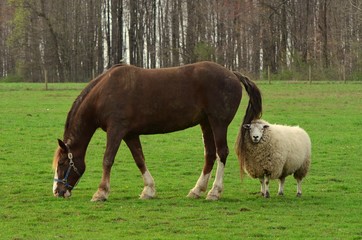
187,122 -> 216,199
206,125 -> 229,200
125,135 -> 155,199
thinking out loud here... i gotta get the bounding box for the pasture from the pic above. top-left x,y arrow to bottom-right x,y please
0,81 -> 361,239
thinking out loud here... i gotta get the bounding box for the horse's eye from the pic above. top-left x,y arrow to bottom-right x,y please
58,158 -> 67,166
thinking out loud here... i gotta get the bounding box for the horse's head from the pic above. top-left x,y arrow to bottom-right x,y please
53,139 -> 85,198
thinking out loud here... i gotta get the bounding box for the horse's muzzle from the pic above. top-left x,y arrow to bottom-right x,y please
54,188 -> 72,198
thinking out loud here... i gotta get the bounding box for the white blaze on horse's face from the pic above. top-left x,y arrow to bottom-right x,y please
243,122 -> 269,143
53,141 -> 83,198
53,169 -> 58,194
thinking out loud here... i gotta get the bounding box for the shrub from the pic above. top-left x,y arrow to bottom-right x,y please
0,74 -> 24,83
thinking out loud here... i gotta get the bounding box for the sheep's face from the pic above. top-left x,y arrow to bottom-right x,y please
243,122 -> 269,143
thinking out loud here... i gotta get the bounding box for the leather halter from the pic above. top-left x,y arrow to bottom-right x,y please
54,152 -> 81,189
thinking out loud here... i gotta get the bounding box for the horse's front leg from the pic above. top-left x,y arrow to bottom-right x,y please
125,135 -> 156,199
91,130 -> 124,202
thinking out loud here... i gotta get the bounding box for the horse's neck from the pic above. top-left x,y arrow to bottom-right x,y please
63,78 -> 101,156
63,118 -> 97,156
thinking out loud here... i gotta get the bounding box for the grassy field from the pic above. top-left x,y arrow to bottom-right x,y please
0,81 -> 361,239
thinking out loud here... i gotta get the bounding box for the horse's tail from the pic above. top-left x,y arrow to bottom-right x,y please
233,71 -> 263,178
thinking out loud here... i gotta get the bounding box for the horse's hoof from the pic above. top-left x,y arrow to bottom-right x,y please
296,192 -> 302,197
91,196 -> 107,202
187,190 -> 200,199
140,187 -> 155,199
91,190 -> 108,202
140,193 -> 154,200
206,194 -> 220,201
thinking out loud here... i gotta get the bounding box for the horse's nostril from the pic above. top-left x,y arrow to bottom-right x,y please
56,189 -> 65,197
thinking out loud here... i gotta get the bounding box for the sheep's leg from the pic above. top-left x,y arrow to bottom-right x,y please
294,158 -> 310,197
263,175 -> 270,198
259,178 -> 265,197
278,177 -> 285,196
296,178 -> 303,197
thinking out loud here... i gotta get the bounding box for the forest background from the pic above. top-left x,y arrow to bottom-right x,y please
0,0 -> 361,83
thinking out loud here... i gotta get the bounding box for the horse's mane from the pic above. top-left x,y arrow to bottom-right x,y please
64,77 -> 101,131
52,147 -> 62,169
64,64 -> 126,133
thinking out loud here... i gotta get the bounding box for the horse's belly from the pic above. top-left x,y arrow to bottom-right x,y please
131,106 -> 204,134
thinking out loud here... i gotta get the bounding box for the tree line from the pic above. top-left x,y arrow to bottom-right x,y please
0,0 -> 361,82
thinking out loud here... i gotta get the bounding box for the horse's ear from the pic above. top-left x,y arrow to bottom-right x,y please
58,139 -> 67,151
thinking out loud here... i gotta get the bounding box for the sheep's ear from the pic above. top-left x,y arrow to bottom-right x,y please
243,124 -> 251,130
263,125 -> 269,129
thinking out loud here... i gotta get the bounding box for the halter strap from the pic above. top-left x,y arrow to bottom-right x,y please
54,150 -> 81,189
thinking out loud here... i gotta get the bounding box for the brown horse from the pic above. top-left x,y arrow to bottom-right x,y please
53,61 -> 262,201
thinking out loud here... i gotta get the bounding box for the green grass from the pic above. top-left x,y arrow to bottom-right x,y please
1,82 -> 362,239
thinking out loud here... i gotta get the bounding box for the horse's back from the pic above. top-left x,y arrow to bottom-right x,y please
105,61 -> 239,88
92,62 -> 242,134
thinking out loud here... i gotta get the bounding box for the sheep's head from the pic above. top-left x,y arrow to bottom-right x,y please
243,120 -> 269,143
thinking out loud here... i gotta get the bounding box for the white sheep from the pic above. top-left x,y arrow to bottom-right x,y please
236,119 -> 311,198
